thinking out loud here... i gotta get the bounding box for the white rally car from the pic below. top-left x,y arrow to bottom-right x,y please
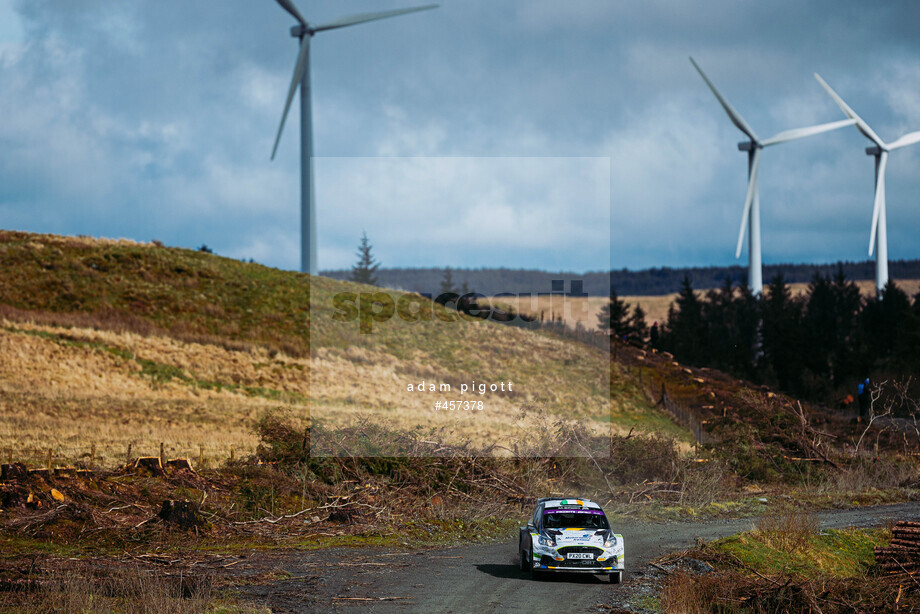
519,497 -> 624,583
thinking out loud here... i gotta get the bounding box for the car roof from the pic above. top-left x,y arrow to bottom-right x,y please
536,496 -> 594,504
539,498 -> 602,510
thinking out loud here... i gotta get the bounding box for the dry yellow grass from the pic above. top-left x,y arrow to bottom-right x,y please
308,312 -> 630,452
0,316 -> 643,463
19,233 -> 150,250
0,320 -> 303,467
490,295 -> 610,331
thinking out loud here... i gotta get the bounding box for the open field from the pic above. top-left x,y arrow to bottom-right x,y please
498,279 -> 920,333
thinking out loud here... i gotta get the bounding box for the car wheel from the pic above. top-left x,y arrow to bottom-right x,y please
519,545 -> 531,572
609,571 -> 622,584
525,538 -> 542,579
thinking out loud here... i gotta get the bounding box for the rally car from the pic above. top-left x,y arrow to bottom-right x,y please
519,497 -> 624,583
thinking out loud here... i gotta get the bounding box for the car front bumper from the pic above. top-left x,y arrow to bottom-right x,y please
532,549 -> 624,572
534,564 -> 620,574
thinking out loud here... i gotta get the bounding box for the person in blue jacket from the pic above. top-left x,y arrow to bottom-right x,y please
857,377 -> 871,420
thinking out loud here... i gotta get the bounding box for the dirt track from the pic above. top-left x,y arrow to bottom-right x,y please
231,501 -> 920,613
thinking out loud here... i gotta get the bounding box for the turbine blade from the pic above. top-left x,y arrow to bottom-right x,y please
813,73 -> 886,147
312,4 -> 438,33
736,148 -> 761,259
275,0 -> 307,25
869,151 -> 888,256
271,37 -> 310,160
762,118 -> 856,146
689,57 -> 759,143
887,130 -> 920,150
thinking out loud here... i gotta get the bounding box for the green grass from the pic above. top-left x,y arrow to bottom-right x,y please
712,527 -> 888,579
0,233 -> 312,353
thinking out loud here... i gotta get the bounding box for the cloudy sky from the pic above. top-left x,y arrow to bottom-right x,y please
1,1 -> 919,274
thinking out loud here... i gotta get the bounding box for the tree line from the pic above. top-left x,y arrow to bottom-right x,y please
602,268 -> 920,406
324,260 -> 920,297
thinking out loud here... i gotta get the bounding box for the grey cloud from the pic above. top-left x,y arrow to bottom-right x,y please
1,0 -> 919,272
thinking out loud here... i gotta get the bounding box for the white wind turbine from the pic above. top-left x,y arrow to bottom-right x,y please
814,74 -> 920,293
270,0 -> 438,275
690,58 -> 855,295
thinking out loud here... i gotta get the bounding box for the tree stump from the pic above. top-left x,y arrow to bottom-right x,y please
131,457 -> 164,476
1,463 -> 27,481
157,500 -> 210,531
165,458 -> 195,473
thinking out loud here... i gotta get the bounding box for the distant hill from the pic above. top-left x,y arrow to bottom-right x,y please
321,260 -> 920,297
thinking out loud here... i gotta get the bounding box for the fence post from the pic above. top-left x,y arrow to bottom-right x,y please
46,448 -> 52,472
230,446 -> 235,462
198,445 -> 204,469
127,443 -> 132,464
159,442 -> 165,469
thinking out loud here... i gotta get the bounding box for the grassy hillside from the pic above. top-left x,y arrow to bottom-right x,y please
0,231 -> 682,465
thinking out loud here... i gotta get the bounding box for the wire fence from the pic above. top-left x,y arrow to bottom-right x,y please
540,318 -> 718,445
656,385 -> 718,445
619,351 -> 719,446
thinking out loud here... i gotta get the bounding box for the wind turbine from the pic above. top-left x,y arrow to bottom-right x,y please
270,0 -> 438,276
690,58 -> 855,296
814,74 -> 920,293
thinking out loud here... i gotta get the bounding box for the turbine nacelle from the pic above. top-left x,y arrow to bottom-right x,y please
272,2 -> 439,161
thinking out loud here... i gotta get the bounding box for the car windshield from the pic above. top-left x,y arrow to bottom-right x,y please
543,509 -> 609,529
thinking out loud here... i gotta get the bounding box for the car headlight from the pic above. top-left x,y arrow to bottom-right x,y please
604,535 -> 617,548
537,535 -> 555,547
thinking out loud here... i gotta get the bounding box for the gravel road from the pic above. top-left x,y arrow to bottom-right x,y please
235,501 -> 920,613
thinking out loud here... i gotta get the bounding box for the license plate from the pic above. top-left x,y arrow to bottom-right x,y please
566,553 -> 594,560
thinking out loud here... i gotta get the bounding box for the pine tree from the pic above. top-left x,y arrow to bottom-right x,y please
829,266 -> 863,385
761,274 -> 805,393
731,283 -> 761,380
664,275 -> 706,364
597,288 -> 630,337
803,273 -> 835,382
628,304 -> 648,344
439,268 -> 458,296
349,232 -> 380,286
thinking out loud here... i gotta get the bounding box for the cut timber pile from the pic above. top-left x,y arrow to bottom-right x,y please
876,521 -> 920,576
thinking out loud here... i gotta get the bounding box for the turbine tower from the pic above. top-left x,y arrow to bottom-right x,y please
814,74 -> 920,293
270,0 -> 438,275
690,58 -> 855,296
